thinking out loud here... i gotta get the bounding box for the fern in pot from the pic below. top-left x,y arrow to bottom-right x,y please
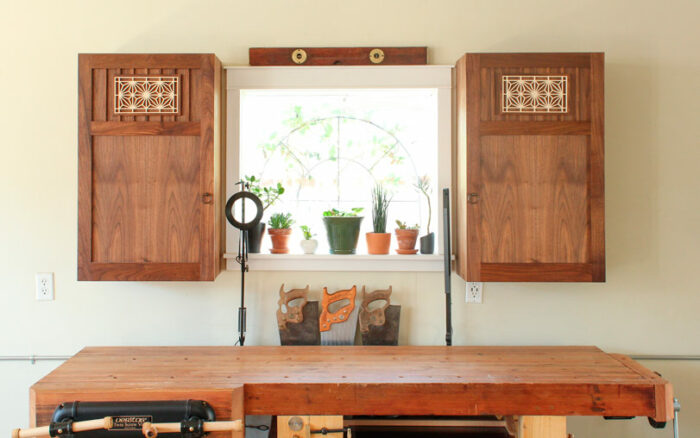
366,184 -> 392,254
268,212 -> 294,254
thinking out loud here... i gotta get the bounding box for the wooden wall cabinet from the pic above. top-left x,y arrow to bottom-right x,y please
78,54 -> 223,281
454,53 -> 605,282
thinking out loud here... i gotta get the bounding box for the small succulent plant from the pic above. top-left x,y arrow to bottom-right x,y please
268,212 -> 294,229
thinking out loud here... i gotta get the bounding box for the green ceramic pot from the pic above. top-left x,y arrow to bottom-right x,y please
323,216 -> 364,254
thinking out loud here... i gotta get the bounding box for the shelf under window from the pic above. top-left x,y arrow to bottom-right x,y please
223,253 -> 444,272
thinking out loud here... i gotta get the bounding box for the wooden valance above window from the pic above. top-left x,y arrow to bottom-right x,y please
249,47 -> 427,66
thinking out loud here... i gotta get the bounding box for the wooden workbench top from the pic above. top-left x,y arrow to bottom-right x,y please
30,346 -> 673,424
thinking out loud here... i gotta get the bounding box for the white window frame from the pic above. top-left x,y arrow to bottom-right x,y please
224,65 -> 452,271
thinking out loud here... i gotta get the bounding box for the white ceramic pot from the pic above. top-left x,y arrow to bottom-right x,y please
300,239 -> 318,254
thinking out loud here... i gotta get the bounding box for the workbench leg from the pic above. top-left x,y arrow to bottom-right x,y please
517,416 -> 567,438
231,387 -> 245,438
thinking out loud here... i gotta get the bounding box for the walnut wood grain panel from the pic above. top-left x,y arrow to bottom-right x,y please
78,54 -> 222,281
91,136 -> 201,263
453,56 -> 469,279
90,121 -> 200,136
30,346 -> 672,422
454,52 -> 605,282
479,53 -> 591,68
480,121 -> 591,136
481,263 -> 593,282
589,53 -> 606,281
249,47 -> 427,66
77,263 -> 200,281
480,135 -> 588,264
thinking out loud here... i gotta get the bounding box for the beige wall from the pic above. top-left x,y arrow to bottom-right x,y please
1,0 -> 698,436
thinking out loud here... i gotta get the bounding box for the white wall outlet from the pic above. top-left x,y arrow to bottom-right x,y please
35,272 -> 54,301
466,282 -> 483,304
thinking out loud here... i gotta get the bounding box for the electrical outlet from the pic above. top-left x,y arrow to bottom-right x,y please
466,282 -> 483,303
35,273 -> 54,301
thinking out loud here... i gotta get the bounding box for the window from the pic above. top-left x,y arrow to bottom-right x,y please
226,66 -> 452,271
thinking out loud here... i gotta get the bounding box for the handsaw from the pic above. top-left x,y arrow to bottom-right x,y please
277,284 -> 320,345
319,285 -> 359,346
359,286 -> 401,346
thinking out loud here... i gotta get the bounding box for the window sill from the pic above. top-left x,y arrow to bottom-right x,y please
224,253 -> 444,272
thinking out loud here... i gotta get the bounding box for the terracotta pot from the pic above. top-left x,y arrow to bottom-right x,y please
366,232 -> 391,255
394,229 -> 419,254
268,228 -> 292,254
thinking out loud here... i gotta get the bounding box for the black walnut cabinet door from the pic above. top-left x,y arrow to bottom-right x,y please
78,54 -> 223,281
454,53 -> 605,282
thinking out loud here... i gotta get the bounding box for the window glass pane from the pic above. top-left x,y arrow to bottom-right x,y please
240,89 -> 438,254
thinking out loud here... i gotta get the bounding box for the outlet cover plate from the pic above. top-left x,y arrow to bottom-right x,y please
35,272 -> 54,301
466,282 -> 483,304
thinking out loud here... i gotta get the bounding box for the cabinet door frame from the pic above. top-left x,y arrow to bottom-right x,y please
77,54 -> 222,281
455,53 -> 605,282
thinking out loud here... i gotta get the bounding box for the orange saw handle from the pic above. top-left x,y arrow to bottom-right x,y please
319,286 -> 356,332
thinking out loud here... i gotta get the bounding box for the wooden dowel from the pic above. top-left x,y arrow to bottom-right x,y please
142,420 -> 243,438
12,417 -> 113,438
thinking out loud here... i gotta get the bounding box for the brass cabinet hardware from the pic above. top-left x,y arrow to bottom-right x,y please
201,193 -> 213,204
291,49 -> 308,64
369,48 -> 385,64
467,193 -> 479,204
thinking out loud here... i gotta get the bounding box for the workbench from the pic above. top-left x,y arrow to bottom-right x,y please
30,346 -> 673,438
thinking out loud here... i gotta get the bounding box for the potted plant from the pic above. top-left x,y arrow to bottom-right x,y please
244,175 -> 285,253
394,220 -> 419,254
366,184 -> 392,254
268,212 -> 294,254
299,225 -> 318,254
322,207 -> 364,254
414,175 -> 434,254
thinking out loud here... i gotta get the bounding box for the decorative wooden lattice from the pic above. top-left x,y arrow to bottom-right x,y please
114,76 -> 179,114
502,75 -> 567,113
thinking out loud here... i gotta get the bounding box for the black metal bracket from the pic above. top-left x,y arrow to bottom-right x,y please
181,418 -> 205,438
49,419 -> 74,438
311,426 -> 352,437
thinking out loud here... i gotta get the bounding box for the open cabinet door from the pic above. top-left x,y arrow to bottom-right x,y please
454,53 -> 605,282
77,54 -> 223,281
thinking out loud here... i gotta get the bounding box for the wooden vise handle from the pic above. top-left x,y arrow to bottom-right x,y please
12,417 -> 114,438
142,420 -> 243,438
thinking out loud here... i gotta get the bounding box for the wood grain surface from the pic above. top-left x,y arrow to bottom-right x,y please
249,47 -> 427,66
453,52 -> 605,282
78,54 -> 222,281
31,346 -> 672,424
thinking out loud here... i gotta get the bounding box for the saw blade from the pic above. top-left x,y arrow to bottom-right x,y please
319,286 -> 358,346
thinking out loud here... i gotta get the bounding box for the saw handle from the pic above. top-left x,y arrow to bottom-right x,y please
142,420 -> 243,438
359,286 -> 392,334
12,417 -> 113,438
319,286 -> 357,332
277,284 -> 310,330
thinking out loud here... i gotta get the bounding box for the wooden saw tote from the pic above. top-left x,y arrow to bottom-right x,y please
277,284 -> 320,345
277,284 -> 309,330
359,286 -> 401,346
319,286 -> 358,345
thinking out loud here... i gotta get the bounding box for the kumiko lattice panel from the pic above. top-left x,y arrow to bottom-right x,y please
114,75 -> 179,114
502,75 -> 567,113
